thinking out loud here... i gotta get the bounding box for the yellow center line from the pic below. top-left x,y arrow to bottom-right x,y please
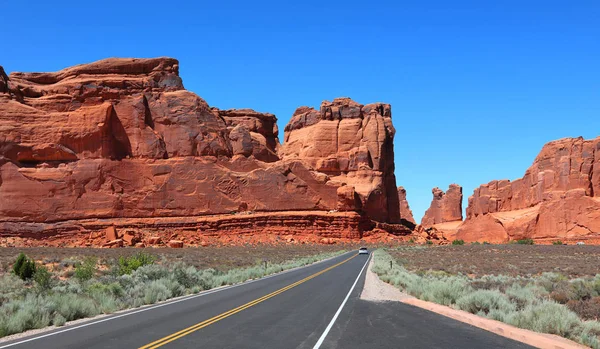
138,254 -> 358,349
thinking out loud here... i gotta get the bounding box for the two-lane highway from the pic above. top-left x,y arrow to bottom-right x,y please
0,251 -> 531,348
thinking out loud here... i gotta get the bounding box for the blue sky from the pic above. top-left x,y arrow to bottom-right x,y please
2,1 -> 599,222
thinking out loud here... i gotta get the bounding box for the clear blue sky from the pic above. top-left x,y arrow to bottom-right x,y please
2,1 -> 599,222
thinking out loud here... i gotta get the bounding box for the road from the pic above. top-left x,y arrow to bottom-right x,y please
0,251 -> 532,349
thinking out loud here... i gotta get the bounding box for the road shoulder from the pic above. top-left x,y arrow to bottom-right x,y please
361,257 -> 588,349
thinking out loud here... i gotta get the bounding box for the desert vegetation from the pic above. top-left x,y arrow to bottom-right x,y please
0,245 -> 348,338
373,246 -> 600,348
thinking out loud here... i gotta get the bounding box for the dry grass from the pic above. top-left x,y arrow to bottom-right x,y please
391,244 -> 600,277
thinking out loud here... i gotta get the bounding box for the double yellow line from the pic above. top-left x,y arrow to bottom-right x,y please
139,253 -> 357,349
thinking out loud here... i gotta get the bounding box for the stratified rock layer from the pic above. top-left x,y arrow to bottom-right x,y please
457,137 -> 600,243
0,58 -> 408,246
421,184 -> 463,226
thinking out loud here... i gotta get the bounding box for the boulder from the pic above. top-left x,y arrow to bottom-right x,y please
105,226 -> 118,241
168,240 -> 184,248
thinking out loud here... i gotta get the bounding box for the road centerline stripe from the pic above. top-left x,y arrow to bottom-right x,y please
139,254 -> 358,349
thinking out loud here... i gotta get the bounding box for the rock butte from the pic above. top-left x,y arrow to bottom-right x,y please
0,57 -> 410,247
451,137 -> 600,243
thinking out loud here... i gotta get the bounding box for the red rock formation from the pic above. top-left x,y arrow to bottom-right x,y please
0,58 -> 409,246
397,186 -> 415,225
457,137 -> 600,243
281,98 -> 400,223
421,184 -> 463,226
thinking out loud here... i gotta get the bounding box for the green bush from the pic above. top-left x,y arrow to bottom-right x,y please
553,240 -> 564,245
13,253 -> 36,280
516,239 -> 534,245
74,257 -> 97,282
426,240 -> 433,245
117,253 -> 156,275
452,240 -> 465,245
34,266 -> 53,290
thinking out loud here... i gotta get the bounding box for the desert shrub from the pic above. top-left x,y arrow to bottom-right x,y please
132,264 -> 169,281
74,257 -> 97,282
13,253 -> 36,280
471,274 -> 519,292
144,280 -> 172,304
53,313 -> 66,327
471,241 -> 481,245
567,297 -> 600,321
456,289 -> 516,315
571,279 -> 595,301
0,274 -> 26,305
117,253 -> 156,275
414,277 -> 472,306
537,272 -> 568,292
34,266 -> 53,290
553,240 -> 564,245
452,240 -> 465,245
52,279 -> 83,294
426,240 -> 433,245
507,300 -> 581,337
579,321 -> 600,349
505,283 -> 547,310
515,239 -> 534,245
49,293 -> 99,321
91,292 -> 119,313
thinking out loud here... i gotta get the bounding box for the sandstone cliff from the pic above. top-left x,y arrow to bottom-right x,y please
0,58 -> 408,246
421,184 -> 463,226
457,137 -> 600,243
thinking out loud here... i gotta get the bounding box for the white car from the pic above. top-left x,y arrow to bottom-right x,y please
358,247 -> 369,255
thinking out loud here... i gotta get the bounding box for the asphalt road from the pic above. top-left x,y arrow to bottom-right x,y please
0,251 -> 532,349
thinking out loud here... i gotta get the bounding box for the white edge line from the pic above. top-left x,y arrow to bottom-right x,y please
312,253 -> 371,349
0,251 -> 354,349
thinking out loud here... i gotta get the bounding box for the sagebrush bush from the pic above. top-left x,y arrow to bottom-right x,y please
0,274 -> 26,305
579,321 -> 600,349
553,240 -> 564,245
53,313 -> 66,327
456,289 -> 516,315
144,280 -> 172,304
507,300 -> 581,337
452,240 -> 465,245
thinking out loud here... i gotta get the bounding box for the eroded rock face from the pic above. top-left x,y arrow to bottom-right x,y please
457,137 -> 600,243
0,58 -> 405,245
397,186 -> 415,225
421,184 -> 463,226
281,97 -> 400,223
